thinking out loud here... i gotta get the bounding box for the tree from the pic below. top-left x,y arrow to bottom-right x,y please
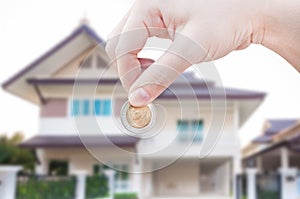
0,132 -> 35,172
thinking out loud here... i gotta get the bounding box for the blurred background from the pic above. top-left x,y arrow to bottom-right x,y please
0,1 -> 299,199
0,0 -> 299,146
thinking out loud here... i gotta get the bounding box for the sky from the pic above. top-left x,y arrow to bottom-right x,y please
0,0 -> 299,146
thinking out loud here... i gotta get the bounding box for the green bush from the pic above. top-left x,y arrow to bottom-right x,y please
114,193 -> 138,199
242,195 -> 248,199
257,191 -> 280,199
85,174 -> 109,199
16,176 -> 76,199
0,133 -> 35,172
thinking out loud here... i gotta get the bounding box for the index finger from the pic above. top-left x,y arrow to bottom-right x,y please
115,16 -> 149,91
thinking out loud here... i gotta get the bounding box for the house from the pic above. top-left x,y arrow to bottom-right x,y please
2,23 -> 266,199
242,119 -> 300,199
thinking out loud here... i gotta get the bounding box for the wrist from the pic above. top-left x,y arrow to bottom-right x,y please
249,0 -> 268,45
255,0 -> 300,69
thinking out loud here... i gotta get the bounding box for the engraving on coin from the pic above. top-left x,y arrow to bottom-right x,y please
120,101 -> 157,134
126,105 -> 152,128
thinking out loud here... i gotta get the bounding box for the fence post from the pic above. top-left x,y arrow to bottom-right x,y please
73,170 -> 87,199
104,169 -> 116,199
0,165 -> 22,199
246,168 -> 258,199
279,168 -> 298,199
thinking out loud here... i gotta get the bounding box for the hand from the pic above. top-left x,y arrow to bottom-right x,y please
106,0 -> 300,107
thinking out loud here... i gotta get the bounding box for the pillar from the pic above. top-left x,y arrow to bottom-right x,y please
246,168 -> 258,199
132,158 -> 142,199
233,152 -> 242,199
104,169 -> 116,199
0,166 -> 22,199
73,170 -> 87,199
280,147 -> 289,169
279,168 -> 298,199
35,149 -> 47,175
256,157 -> 263,172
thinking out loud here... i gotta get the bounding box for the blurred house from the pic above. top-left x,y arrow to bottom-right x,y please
2,23 -> 265,199
243,119 -> 300,170
243,119 -> 300,199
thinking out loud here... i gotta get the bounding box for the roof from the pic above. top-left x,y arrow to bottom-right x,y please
20,135 -> 138,148
288,134 -> 300,152
2,23 -> 266,127
2,25 -> 105,89
253,119 -> 299,144
265,119 -> 298,135
244,132 -> 300,160
243,119 -> 300,160
26,72 -> 266,100
2,23 -> 266,103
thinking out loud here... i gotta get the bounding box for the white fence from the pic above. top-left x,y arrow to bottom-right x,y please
0,166 -> 22,199
0,166 -> 116,199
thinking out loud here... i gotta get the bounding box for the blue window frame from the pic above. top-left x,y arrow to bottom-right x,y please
82,100 -> 90,116
177,120 -> 189,141
192,120 -> 204,142
94,99 -> 102,116
177,120 -> 189,131
71,99 -> 112,117
102,100 -> 111,116
177,120 -> 204,142
71,100 -> 80,116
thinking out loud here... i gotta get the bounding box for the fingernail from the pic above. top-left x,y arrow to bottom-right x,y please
129,88 -> 151,107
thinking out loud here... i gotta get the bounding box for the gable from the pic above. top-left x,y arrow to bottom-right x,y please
2,25 -> 106,104
53,46 -> 117,79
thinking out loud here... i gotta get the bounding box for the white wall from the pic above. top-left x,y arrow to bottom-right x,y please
39,117 -> 122,136
153,160 -> 200,196
38,147 -> 135,175
137,100 -> 239,158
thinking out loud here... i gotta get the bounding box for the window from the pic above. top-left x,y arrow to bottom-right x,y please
177,120 -> 204,142
80,56 -> 93,68
121,165 -> 129,181
96,55 -> 107,68
177,120 -> 189,141
71,100 -> 80,116
48,160 -> 68,176
93,164 -> 110,175
80,53 -> 107,69
82,99 -> 90,115
192,120 -> 204,142
113,164 -> 130,191
113,164 -> 125,180
70,99 -> 111,117
93,164 -> 100,175
94,100 -> 102,116
102,100 -> 111,116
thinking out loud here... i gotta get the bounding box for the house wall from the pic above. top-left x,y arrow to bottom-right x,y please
39,96 -> 239,151
137,100 -> 239,157
37,84 -> 241,198
153,160 -> 200,196
140,158 -> 232,197
38,147 -> 134,172
40,99 -> 68,117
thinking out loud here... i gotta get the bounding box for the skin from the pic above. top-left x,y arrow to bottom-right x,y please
106,0 -> 300,107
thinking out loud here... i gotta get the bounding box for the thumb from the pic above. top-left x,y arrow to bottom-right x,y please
128,32 -> 204,107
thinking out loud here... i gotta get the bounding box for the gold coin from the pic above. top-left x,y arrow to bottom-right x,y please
126,105 -> 152,128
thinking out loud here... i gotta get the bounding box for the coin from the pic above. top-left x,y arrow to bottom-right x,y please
126,105 -> 152,128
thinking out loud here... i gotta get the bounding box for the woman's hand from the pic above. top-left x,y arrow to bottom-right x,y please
106,0 -> 300,107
